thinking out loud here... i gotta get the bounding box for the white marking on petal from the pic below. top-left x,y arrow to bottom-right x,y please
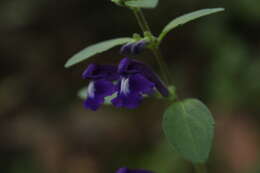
87,81 -> 95,98
120,78 -> 130,95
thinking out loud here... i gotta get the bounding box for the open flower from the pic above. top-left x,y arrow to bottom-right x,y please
112,57 -> 169,109
116,167 -> 153,173
82,64 -> 119,110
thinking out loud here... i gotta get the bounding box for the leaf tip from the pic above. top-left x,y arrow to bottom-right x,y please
213,7 -> 225,13
64,58 -> 77,68
64,61 -> 72,68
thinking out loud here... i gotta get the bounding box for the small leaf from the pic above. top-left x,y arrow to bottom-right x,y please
65,37 -> 133,68
77,86 -> 116,105
162,99 -> 214,163
125,0 -> 159,9
158,8 -> 224,42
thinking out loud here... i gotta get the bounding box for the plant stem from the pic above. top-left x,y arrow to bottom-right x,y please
137,9 -> 152,32
194,164 -> 207,173
132,8 -> 172,86
133,8 -> 146,32
151,47 -> 171,86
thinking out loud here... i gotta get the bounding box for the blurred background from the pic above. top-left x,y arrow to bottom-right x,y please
1,0 -> 260,173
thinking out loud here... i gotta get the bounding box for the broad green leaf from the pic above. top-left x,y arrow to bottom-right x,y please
162,99 -> 214,163
65,37 -> 133,68
158,8 -> 224,42
125,0 -> 159,8
77,86 -> 116,105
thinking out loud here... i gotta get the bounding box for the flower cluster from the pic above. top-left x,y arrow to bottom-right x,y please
82,42 -> 169,111
82,57 -> 169,111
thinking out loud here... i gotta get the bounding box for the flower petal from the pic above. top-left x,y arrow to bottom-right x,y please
84,79 -> 116,110
82,64 -> 118,80
116,168 -> 128,173
84,96 -> 104,111
131,40 -> 147,54
112,74 -> 153,109
141,70 -> 169,97
93,79 -> 116,97
118,58 -> 169,97
82,64 -> 97,79
129,74 -> 155,94
112,93 -> 142,109
118,57 -> 142,74
120,43 -> 132,54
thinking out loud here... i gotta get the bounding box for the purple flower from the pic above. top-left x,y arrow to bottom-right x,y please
82,64 -> 119,111
120,40 -> 147,55
116,167 -> 153,173
112,57 -> 169,109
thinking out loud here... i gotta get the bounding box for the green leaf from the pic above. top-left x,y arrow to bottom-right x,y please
162,99 -> 214,163
77,86 -> 116,105
65,37 -> 133,68
125,0 -> 159,8
158,8 -> 224,42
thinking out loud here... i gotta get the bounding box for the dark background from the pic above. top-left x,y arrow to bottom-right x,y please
1,0 -> 260,173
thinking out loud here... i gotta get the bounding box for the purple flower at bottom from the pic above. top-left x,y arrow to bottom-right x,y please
116,167 -> 153,173
82,64 -> 118,111
112,57 -> 169,109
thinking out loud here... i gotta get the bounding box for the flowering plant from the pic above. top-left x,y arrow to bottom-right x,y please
65,0 -> 224,172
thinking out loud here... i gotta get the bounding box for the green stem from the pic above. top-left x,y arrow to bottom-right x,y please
151,47 -> 171,86
133,8 -> 146,32
194,164 -> 207,173
131,8 -> 172,87
136,8 -> 152,32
